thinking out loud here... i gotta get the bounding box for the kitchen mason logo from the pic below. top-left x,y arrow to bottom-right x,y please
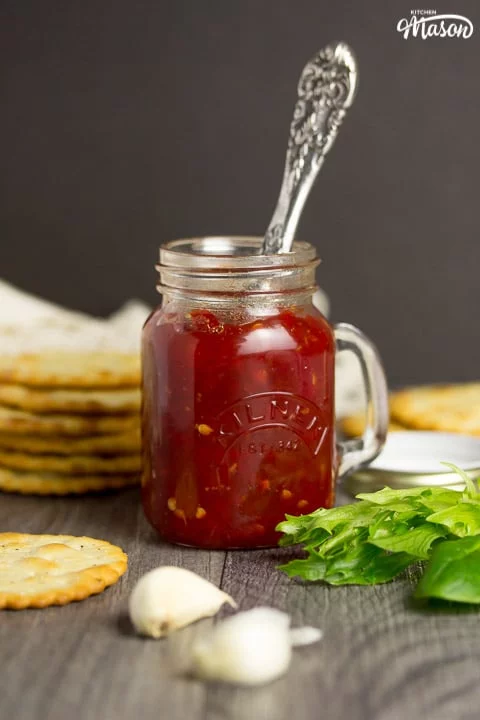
397,10 -> 474,39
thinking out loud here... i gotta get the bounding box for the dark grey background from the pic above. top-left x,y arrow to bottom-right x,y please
1,0 -> 479,386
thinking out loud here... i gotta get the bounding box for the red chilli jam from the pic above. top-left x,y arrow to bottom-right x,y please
141,237 -> 336,549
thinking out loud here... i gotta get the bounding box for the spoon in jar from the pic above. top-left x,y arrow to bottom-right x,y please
261,42 -> 358,255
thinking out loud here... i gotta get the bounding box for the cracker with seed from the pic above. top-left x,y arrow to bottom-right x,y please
0,352 -> 140,388
390,383 -> 480,436
0,468 -> 139,495
0,532 -> 127,609
0,384 -> 140,414
0,449 -> 141,474
0,405 -> 140,436
0,429 -> 140,455
340,413 -> 405,437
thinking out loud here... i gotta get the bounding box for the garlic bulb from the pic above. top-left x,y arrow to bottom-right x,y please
191,607 -> 293,685
129,566 -> 236,638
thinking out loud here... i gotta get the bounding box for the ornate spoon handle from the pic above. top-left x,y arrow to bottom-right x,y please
262,42 -> 358,255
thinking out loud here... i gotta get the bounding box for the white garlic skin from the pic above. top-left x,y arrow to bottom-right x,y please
191,607 -> 293,686
289,626 -> 323,647
129,566 -> 236,639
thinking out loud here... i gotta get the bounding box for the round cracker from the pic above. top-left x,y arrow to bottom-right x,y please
0,405 -> 140,436
0,532 -> 127,609
0,430 -> 140,455
0,449 -> 141,474
0,352 -> 140,388
390,383 -> 480,436
340,414 -> 405,437
0,468 -> 139,495
0,384 -> 140,414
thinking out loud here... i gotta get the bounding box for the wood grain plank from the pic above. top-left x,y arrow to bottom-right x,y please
0,489 -> 225,720
2,489 -> 480,720
211,547 -> 480,720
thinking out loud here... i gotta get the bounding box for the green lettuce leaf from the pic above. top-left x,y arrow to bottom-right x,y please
427,503 -> 480,538
279,539 -> 415,585
368,522 -> 446,559
277,502 -> 383,547
357,486 -> 462,513
277,463 -> 480,603
415,535 -> 480,603
322,544 -> 415,585
441,462 -> 478,499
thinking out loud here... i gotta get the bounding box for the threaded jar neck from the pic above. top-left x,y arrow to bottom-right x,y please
156,236 -> 320,297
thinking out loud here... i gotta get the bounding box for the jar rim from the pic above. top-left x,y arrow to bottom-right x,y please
159,236 -> 318,270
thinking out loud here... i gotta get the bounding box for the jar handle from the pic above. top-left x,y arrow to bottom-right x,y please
334,323 -> 389,478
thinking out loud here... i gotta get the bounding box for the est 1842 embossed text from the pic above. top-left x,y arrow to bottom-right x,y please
216,392 -> 329,458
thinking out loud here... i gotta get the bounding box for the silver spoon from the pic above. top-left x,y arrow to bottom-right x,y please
262,42 -> 358,255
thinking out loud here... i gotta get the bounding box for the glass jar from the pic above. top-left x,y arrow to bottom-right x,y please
141,236 -> 388,549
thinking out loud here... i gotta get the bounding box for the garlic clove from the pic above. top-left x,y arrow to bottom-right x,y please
289,626 -> 323,647
191,607 -> 292,686
129,566 -> 236,638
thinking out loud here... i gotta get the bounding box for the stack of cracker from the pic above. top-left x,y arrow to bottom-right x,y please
341,383 -> 480,438
0,280 -> 149,495
0,351 -> 142,495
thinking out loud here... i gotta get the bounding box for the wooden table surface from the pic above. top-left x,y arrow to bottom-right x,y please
2,487 -> 480,720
